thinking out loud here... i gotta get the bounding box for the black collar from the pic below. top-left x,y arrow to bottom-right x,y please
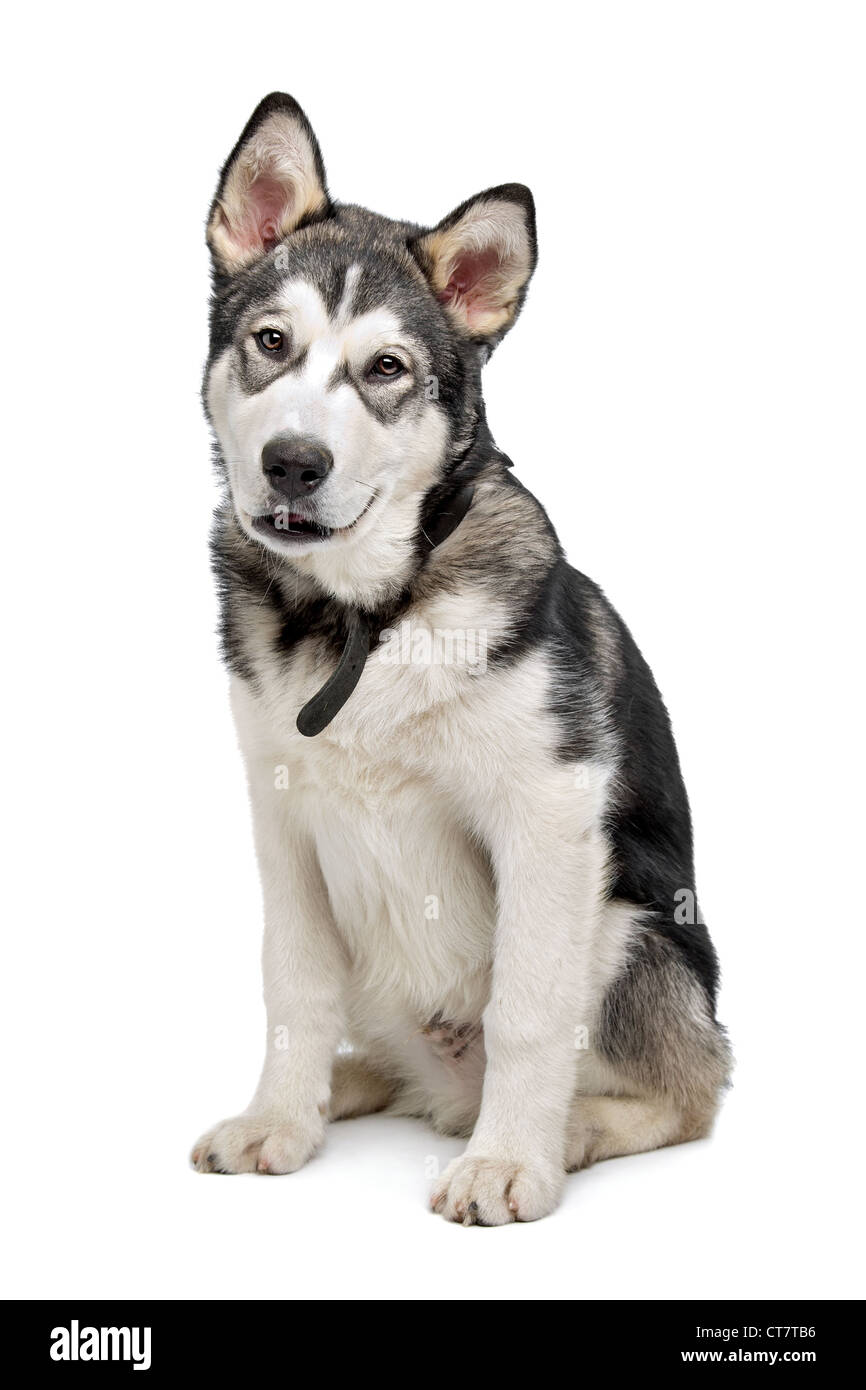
295,412 -> 513,737
295,477 -> 477,737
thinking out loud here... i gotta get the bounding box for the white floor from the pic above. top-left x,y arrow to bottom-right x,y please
5,1023 -> 859,1301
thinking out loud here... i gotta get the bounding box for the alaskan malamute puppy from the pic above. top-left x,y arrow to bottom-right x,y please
192,93 -> 731,1224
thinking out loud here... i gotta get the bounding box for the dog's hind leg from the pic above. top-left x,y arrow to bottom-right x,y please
565,1094 -> 710,1170
328,1054 -> 400,1120
567,924 -> 732,1170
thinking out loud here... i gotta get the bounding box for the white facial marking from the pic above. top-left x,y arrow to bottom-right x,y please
207,269 -> 448,601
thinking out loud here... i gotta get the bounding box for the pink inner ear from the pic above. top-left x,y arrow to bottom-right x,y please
237,176 -> 294,253
438,247 -> 504,328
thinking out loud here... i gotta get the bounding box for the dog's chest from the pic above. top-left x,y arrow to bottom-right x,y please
254,614 -> 504,1029
306,736 -> 495,1028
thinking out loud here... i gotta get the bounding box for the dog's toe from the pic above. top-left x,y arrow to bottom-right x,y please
431,1154 -> 563,1226
191,1113 -> 322,1175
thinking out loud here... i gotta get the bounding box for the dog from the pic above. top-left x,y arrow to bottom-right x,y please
191,92 -> 731,1224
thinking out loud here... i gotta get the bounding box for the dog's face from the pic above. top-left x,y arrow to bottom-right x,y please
205,94 -> 536,596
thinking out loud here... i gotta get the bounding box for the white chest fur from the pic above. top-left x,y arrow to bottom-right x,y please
233,589 -> 519,1032
230,585 -> 616,1130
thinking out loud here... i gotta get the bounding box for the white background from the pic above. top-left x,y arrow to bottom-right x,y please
2,1 -> 864,1301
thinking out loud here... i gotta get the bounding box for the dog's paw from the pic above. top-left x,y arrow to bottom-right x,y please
190,1112 -> 323,1175
430,1153 -> 564,1225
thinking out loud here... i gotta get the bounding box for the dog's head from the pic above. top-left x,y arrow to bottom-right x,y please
205,93 -> 536,602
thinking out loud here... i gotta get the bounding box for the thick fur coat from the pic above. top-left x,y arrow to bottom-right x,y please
192,93 -> 730,1224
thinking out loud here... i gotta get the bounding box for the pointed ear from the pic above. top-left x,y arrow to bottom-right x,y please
410,184 -> 537,344
207,93 -> 331,276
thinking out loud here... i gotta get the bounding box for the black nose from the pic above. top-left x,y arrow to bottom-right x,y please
261,434 -> 334,499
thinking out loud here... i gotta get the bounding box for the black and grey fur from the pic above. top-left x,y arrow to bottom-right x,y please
193,93 -> 730,1224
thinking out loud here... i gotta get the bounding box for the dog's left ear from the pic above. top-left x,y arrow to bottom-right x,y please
410,184 -> 537,345
207,92 -> 331,276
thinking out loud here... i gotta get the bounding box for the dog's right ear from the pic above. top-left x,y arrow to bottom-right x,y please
207,93 -> 331,276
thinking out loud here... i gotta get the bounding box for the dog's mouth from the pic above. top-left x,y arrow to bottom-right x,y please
252,510 -> 332,544
249,494 -> 377,547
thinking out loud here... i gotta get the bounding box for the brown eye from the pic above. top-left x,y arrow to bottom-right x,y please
257,329 -> 284,353
370,354 -> 405,378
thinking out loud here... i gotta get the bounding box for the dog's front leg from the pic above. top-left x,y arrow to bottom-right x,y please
432,761 -> 607,1224
192,683 -> 346,1175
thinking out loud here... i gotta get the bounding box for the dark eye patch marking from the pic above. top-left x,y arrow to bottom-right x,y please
326,355 -> 424,427
236,339 -> 309,395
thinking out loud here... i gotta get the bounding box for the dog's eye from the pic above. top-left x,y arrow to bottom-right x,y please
370,354 -> 405,379
256,329 -> 285,353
